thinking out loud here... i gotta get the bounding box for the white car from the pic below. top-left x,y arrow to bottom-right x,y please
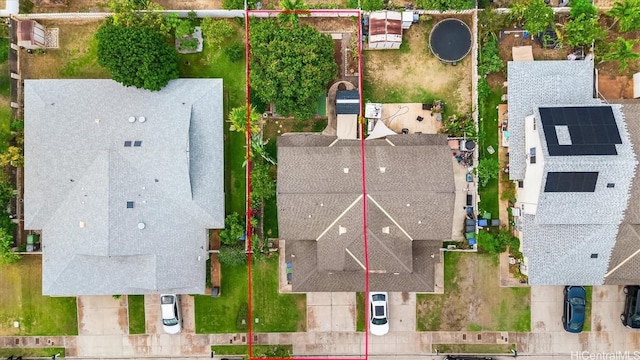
369,292 -> 389,336
160,294 -> 182,334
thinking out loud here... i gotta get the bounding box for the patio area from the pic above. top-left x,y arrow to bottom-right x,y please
380,103 -> 443,134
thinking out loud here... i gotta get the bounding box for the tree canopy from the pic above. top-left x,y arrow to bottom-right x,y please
96,23 -> 179,91
249,19 -> 337,119
523,0 -> 555,36
603,37 -> 640,72
607,0 -> 640,32
563,14 -> 605,47
416,0 -> 473,11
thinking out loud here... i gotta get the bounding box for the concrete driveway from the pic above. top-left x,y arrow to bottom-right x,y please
388,292 -> 416,333
530,286 -> 564,333
77,295 -> 127,335
307,292 -> 355,332
145,295 -> 195,335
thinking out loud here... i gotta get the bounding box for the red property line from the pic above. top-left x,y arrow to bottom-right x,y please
244,8 -> 368,360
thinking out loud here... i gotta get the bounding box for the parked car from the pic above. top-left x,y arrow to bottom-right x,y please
369,292 -> 389,336
562,286 -> 586,333
444,356 -> 493,360
621,285 -> 640,329
160,294 -> 182,334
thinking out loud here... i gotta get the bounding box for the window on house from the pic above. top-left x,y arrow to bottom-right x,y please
529,148 -> 536,164
607,183 -> 615,188
124,141 -> 132,147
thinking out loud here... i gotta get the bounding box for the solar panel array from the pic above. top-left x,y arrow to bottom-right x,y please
544,171 -> 599,193
540,106 -> 622,156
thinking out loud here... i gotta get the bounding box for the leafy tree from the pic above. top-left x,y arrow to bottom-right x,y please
249,19 -> 337,119
96,23 -> 179,91
223,0 -> 257,9
523,0 -> 555,36
478,77 -> 491,100
251,163 -> 276,201
201,18 -> 235,51
279,0 -> 309,25
569,0 -> 598,20
564,14 -> 605,47
607,0 -> 640,32
225,42 -> 245,62
478,9 -> 506,45
220,213 -> 246,246
228,105 -> 262,135
361,0 -> 383,11
603,37 -> 640,72
416,0 -> 473,11
0,228 -> 19,265
108,0 -> 168,36
477,228 -> 519,254
507,2 -> 526,27
478,38 -> 504,75
218,244 -> 247,265
0,146 -> 23,167
477,157 -> 500,187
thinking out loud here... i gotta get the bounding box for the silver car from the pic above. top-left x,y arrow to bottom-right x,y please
160,294 -> 182,334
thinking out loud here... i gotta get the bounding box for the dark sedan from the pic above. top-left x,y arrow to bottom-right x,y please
563,286 -> 586,333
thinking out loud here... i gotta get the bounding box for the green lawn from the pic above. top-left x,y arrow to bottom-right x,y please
0,348 -> 65,357
0,61 -> 12,152
178,28 -> 247,216
417,252 -> 530,332
0,256 -> 78,335
127,295 -> 145,334
584,286 -> 592,332
252,256 -> 306,332
478,86 -> 502,218
356,292 -> 365,332
195,262 -> 248,333
211,344 -> 293,358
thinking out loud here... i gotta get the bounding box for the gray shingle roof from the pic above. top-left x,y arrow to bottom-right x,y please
606,101 -> 640,284
507,60 -> 596,180
278,134 -> 455,292
24,79 -> 225,296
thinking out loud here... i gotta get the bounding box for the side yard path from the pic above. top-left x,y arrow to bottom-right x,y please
1,330 -> 640,357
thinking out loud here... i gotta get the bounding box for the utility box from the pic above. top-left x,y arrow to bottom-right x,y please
26,234 -> 40,252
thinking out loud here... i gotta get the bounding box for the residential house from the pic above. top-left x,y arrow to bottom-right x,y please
24,79 -> 225,296
278,133 -> 455,292
508,59 -> 640,285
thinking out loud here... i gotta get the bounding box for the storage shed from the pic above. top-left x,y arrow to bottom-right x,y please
368,11 -> 402,50
17,20 -> 46,50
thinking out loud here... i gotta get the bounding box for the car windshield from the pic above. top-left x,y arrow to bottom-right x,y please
371,294 -> 386,301
372,317 -> 387,325
570,298 -> 586,306
163,317 -> 178,326
160,295 -> 174,304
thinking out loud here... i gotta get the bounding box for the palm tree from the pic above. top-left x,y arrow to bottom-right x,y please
279,0 -> 309,26
602,37 -> 640,72
228,105 -> 263,135
607,0 -> 640,32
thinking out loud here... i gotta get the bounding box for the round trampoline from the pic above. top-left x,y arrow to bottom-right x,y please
429,18 -> 472,63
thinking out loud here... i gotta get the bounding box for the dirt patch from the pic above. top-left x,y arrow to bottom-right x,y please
117,297 -> 128,332
300,16 -> 357,33
364,16 -> 473,114
498,32 -> 570,62
33,0 -> 109,13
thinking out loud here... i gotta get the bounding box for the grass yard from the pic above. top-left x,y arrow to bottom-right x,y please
477,86 -> 502,218
0,61 -> 12,152
417,252 -> 530,332
21,20 -> 109,79
0,348 -> 65,357
363,19 -> 473,116
584,286 -> 592,332
178,23 -> 247,216
127,295 -> 145,335
195,262 -> 248,333
0,256 -> 78,336
434,344 -> 515,353
355,292 -> 365,332
252,256 -> 306,332
211,344 -> 293,358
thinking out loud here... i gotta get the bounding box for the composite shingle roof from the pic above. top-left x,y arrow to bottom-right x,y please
278,134 -> 455,292
24,79 -> 225,295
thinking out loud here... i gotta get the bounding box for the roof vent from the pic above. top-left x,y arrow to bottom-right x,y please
128,116 -> 136,123
343,168 -> 349,173
95,119 -> 100,124
382,226 -> 390,234
379,167 -> 386,173
339,225 -> 347,235
138,116 -> 146,123
406,203 -> 411,207
137,222 -> 146,230
79,221 -> 86,228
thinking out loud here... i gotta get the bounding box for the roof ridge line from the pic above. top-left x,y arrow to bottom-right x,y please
365,230 -> 412,273
315,194 -> 363,241
606,225 -> 640,278
366,194 -> 413,241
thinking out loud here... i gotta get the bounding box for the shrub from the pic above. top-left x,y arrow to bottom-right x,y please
225,42 -> 244,62
219,213 -> 246,245
478,38 -> 504,76
477,228 -> 519,254
218,244 -> 247,265
478,77 -> 491,101
477,157 -> 500,187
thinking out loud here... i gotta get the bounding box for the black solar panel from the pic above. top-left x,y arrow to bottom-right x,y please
540,106 -> 621,156
544,172 -> 599,192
